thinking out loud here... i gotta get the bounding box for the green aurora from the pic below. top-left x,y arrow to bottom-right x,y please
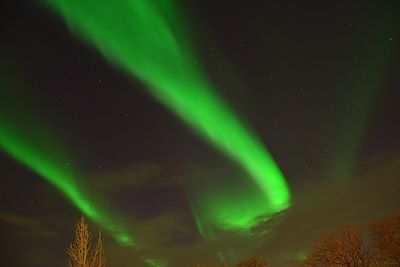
144,258 -> 167,267
42,0 -> 291,234
330,10 -> 398,181
0,74 -> 135,246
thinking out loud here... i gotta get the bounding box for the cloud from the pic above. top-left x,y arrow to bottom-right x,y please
0,212 -> 63,267
88,162 -> 175,193
2,154 -> 398,267
101,154 -> 399,267
251,154 -> 400,266
0,212 -> 59,239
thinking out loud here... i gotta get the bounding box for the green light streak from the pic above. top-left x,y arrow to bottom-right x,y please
331,9 -> 399,180
42,0 -> 290,232
296,252 -> 307,261
144,258 -> 167,267
191,173 -> 280,233
0,76 -> 134,246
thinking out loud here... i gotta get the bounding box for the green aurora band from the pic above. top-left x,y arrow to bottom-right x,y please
144,258 -> 167,267
42,0 -> 291,233
331,7 -> 399,181
0,74 -> 135,246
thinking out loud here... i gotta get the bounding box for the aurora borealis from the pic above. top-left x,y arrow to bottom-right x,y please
1,1 -> 400,267
40,0 -> 291,234
0,73 -> 135,246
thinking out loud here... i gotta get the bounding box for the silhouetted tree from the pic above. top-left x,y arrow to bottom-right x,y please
305,225 -> 373,267
195,256 -> 267,267
369,210 -> 400,266
236,256 -> 267,267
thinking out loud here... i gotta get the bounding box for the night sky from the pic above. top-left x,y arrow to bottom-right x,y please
1,1 -> 400,267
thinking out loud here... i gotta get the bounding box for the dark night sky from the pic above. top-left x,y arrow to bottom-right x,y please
1,1 -> 400,266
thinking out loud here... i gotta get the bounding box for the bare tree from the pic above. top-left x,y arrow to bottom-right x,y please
194,263 -> 230,267
369,210 -> 400,266
67,216 -> 105,267
236,256 -> 267,267
305,225 -> 373,267
91,232 -> 105,267
195,256 -> 267,267
68,216 -> 92,267
196,264 -> 232,267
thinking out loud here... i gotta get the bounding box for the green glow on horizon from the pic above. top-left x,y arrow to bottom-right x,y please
42,0 -> 290,232
296,252 -> 307,261
144,258 -> 167,267
0,77 -> 134,246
